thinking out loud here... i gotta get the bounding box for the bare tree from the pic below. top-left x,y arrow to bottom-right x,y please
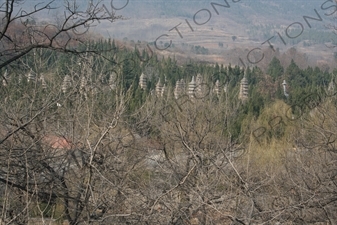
0,2 -> 124,221
235,97 -> 337,224
123,89 -> 253,225
0,0 -> 121,72
0,48 -> 146,225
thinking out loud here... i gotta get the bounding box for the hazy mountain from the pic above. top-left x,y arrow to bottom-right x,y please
97,0 -> 333,40
26,1 -> 332,37
26,0 -> 325,23
119,0 -> 321,20
25,0 -> 336,67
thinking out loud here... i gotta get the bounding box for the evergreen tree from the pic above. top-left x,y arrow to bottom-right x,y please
267,57 -> 284,81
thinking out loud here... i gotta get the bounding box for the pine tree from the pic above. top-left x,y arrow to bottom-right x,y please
267,57 -> 284,81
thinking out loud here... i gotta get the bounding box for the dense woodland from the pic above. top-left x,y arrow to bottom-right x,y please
1,37 -> 337,224
2,0 -> 337,224
3,39 -> 335,138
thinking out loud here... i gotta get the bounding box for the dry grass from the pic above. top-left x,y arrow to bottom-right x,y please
28,218 -> 68,225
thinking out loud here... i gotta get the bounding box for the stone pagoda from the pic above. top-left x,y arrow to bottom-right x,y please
174,79 -> 185,99
239,74 -> 248,101
188,76 -> 197,98
139,72 -> 147,90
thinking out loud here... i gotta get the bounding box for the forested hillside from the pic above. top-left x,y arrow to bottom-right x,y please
1,0 -> 337,224
1,38 -> 337,224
